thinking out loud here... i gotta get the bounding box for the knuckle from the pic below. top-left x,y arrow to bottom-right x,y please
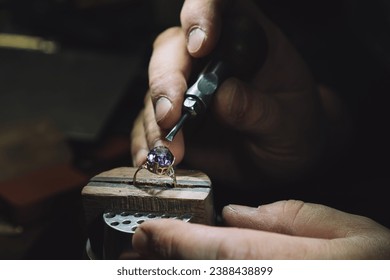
248,95 -> 280,133
148,74 -> 170,97
149,72 -> 187,100
229,81 -> 247,122
282,200 -> 306,230
153,235 -> 174,259
215,237 -> 257,259
282,200 -> 305,215
153,27 -> 182,49
144,124 -> 160,144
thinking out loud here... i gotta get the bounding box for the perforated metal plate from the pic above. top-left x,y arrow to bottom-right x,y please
103,211 -> 192,234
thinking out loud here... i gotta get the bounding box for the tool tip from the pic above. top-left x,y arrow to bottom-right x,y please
165,133 -> 174,142
164,112 -> 190,142
165,125 -> 179,142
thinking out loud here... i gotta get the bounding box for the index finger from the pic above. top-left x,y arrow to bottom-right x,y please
148,27 -> 192,129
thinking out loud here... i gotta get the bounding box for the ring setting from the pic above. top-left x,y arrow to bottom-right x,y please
133,146 -> 176,187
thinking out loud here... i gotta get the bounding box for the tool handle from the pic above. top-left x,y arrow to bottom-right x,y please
184,11 -> 267,116
166,9 -> 267,141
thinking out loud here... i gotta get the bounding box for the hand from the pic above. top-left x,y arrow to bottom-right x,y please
130,0 -> 344,184
132,200 -> 390,259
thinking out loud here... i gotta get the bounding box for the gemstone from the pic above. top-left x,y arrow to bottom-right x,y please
146,146 -> 174,168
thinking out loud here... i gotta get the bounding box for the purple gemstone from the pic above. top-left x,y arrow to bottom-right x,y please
146,146 -> 174,167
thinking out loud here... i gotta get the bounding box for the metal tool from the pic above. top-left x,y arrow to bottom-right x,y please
165,12 -> 267,142
165,59 -> 229,141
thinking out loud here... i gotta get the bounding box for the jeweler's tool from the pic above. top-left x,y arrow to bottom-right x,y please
165,12 -> 267,142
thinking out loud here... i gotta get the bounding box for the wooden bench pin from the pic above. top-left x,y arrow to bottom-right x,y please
81,147 -> 214,259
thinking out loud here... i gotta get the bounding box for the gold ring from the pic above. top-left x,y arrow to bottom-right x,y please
133,146 -> 177,187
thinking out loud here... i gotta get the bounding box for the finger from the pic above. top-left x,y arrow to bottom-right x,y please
143,93 -> 185,165
143,93 -> 163,147
222,200 -> 381,239
214,78 -> 281,134
130,109 -> 149,167
149,27 -> 191,129
180,0 -> 226,57
132,218 -> 332,259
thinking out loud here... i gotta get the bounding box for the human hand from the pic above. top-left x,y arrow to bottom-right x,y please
131,0 -> 343,184
132,200 -> 390,259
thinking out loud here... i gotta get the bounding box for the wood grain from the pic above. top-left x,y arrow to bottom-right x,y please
82,167 -> 215,226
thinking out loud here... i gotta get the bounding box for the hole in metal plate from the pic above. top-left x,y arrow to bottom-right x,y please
103,211 -> 193,234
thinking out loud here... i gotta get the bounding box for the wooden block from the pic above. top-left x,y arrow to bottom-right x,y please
82,167 -> 215,226
82,167 -> 214,258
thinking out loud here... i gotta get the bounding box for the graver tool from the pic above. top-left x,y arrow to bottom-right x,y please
165,12 -> 267,142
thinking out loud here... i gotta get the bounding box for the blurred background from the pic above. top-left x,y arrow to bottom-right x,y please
0,0 -> 183,259
0,0 -> 389,259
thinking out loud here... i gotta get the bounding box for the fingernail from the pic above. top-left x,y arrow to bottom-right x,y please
154,139 -> 164,147
226,204 -> 258,214
155,97 -> 172,122
187,27 -> 206,54
132,227 -> 150,254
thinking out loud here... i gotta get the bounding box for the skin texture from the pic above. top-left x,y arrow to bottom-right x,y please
131,0 -> 331,184
132,200 -> 390,259
129,0 -> 390,259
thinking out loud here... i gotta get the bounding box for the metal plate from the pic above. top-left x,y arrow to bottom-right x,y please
103,211 -> 192,234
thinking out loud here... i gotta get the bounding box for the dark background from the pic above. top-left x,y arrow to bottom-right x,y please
0,0 -> 389,259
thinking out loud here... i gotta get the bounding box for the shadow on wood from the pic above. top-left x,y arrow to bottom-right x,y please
81,167 -> 214,259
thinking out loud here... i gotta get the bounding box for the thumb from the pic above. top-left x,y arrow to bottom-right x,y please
222,200 -> 381,239
214,78 -> 280,134
132,218 -> 330,259
180,0 -> 225,57
132,201 -> 390,259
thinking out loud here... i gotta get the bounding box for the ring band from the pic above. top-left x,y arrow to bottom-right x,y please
133,146 -> 177,187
